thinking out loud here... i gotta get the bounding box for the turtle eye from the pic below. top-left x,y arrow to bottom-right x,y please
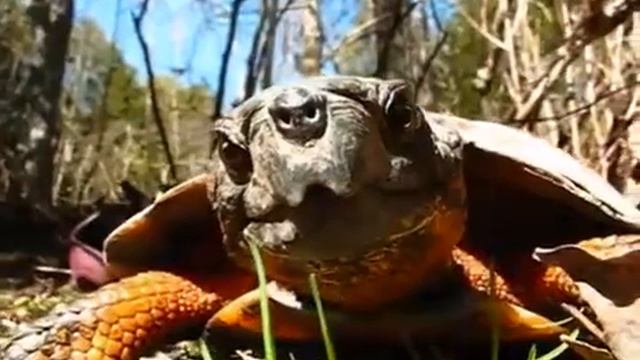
218,137 -> 252,184
384,85 -> 419,135
387,101 -> 415,133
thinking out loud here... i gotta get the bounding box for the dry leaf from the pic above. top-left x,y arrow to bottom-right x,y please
560,334 -> 614,360
534,234 -> 640,360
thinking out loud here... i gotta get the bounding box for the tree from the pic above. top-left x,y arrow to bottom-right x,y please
0,0 -> 74,210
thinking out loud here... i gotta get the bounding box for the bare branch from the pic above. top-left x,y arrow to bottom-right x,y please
243,2 -> 268,100
374,1 -> 418,77
524,81 -> 640,123
510,0 -> 639,121
77,0 -> 123,202
243,0 -> 295,101
329,12 -> 395,59
414,31 -> 448,101
131,0 -> 178,182
429,0 -> 444,32
254,0 -> 295,90
212,0 -> 246,121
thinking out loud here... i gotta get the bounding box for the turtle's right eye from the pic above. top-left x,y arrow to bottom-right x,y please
218,137 -> 252,184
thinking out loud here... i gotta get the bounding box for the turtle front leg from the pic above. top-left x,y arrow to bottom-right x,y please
451,247 -> 581,307
2,272 -> 221,360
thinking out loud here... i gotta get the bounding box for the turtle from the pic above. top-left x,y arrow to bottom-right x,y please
5,75 -> 640,360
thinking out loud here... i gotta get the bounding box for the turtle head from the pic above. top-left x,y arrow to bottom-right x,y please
213,76 -> 466,308
102,76 -> 465,308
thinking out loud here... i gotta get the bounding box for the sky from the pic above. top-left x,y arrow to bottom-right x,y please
73,0 -> 452,110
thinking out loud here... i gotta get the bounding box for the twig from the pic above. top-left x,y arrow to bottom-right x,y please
561,303 -> 606,344
374,1 -> 418,77
260,0 -> 278,90
429,0 -> 444,32
524,81 -> 640,123
34,266 -> 72,276
510,1 -> 639,122
414,31 -> 448,101
456,5 -> 508,51
256,0 -> 295,90
243,2 -> 268,100
77,0 -> 123,202
329,12 -> 395,60
212,0 -> 246,122
245,0 -> 294,93
131,0 -> 178,182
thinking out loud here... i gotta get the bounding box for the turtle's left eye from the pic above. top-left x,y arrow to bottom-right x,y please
218,137 -> 252,184
384,85 -> 420,136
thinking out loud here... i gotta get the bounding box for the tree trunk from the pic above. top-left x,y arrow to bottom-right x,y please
0,0 -> 74,210
299,0 -> 323,76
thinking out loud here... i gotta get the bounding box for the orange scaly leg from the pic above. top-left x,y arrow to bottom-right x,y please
3,272 -> 221,360
452,247 -> 581,308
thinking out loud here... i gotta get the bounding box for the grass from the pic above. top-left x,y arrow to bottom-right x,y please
246,237 -> 337,360
248,239 -> 277,360
199,338 -> 215,360
489,260 -> 500,360
528,328 -> 579,360
309,273 -> 337,360
200,242 -> 576,360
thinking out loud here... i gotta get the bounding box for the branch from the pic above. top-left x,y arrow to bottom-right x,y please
413,0 -> 448,101
510,0 -> 640,122
413,31 -> 448,102
243,2 -> 268,100
374,1 -> 418,77
524,81 -> 640,123
131,0 -> 178,182
213,0 -> 246,121
77,0 -> 123,201
329,12 -> 395,60
256,0 -> 295,89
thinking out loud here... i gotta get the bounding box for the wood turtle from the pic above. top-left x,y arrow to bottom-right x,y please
5,76 -> 640,359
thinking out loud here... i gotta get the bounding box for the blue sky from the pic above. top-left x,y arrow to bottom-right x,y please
74,0 -> 452,110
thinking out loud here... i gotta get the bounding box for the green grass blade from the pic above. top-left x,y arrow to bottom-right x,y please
248,239 -> 277,360
489,260 -> 500,360
309,273 -> 337,360
199,338 -> 215,360
534,328 -> 579,360
527,344 -> 537,360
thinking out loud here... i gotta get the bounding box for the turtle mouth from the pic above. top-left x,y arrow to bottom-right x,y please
239,184 -> 435,262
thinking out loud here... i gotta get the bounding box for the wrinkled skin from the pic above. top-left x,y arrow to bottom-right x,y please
207,78 -> 467,310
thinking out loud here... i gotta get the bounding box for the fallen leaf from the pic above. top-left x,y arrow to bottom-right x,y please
560,334 -> 614,360
534,234 -> 640,360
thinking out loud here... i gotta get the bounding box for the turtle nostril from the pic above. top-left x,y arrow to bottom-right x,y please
303,103 -> 317,119
270,106 -> 292,126
269,89 -> 327,142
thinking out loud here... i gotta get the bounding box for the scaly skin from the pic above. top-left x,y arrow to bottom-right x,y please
451,247 -> 581,307
3,272 -> 220,360
3,249 -> 580,360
